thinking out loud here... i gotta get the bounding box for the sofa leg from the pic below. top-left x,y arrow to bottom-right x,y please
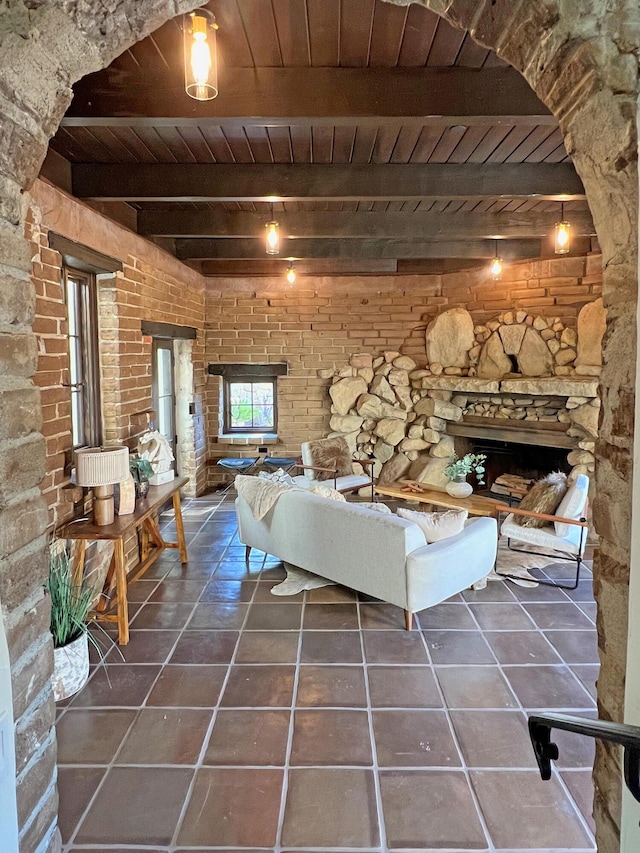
245,545 -> 251,561
404,610 -> 413,631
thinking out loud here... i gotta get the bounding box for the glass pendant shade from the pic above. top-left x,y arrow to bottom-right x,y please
286,263 -> 296,285
490,255 -> 503,281
184,11 -> 218,101
554,220 -> 571,254
265,221 -> 280,255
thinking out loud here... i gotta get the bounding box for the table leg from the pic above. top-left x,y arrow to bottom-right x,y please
173,491 -> 188,564
140,523 -> 150,562
114,538 -> 129,645
71,540 -> 86,588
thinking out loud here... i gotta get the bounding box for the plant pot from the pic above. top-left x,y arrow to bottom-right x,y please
446,476 -> 473,499
135,477 -> 150,500
52,633 -> 90,702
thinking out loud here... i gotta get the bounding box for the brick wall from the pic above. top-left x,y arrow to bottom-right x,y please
205,253 -> 602,484
28,180 -> 208,529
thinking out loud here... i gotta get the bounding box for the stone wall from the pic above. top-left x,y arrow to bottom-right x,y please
29,179 -> 209,528
205,255 -> 602,485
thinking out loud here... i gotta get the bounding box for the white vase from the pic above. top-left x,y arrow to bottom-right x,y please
446,477 -> 473,498
52,634 -> 90,702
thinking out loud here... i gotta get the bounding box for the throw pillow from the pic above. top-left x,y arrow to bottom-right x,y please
358,501 -> 393,514
309,436 -> 353,482
515,471 -> 568,529
258,468 -> 295,486
397,507 -> 468,543
309,484 -> 347,502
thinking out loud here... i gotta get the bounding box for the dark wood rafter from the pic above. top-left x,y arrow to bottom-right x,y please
174,237 -> 547,260
72,163 -> 585,202
63,67 -> 552,128
138,208 -> 596,239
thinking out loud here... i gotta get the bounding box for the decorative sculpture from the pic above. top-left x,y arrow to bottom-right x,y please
137,429 -> 175,485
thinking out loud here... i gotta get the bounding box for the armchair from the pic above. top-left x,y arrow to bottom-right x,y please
496,473 -> 590,590
291,438 -> 375,499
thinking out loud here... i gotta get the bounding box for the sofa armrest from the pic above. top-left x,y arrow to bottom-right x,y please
405,517 -> 498,612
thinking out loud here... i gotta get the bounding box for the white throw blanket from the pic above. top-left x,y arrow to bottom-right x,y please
235,474 -> 302,520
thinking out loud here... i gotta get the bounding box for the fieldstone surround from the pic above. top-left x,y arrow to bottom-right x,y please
322,345 -> 600,489
0,2 -> 637,852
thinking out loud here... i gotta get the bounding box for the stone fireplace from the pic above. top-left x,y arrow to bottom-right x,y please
320,300 -> 604,493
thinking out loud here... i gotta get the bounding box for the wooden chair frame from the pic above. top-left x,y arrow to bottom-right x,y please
495,502 -> 589,591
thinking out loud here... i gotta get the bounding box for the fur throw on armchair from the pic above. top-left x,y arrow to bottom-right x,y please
515,471 -> 568,528
308,436 -> 354,481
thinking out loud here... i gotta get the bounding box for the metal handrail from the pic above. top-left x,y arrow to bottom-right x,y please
529,713 -> 640,802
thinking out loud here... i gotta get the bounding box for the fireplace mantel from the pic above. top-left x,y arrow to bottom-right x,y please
420,375 -> 599,399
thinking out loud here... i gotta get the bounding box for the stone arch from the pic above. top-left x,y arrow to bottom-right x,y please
0,2 -> 637,851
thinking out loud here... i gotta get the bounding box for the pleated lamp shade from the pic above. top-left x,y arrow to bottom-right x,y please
75,447 -> 130,486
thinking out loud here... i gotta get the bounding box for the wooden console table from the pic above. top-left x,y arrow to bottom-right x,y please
61,477 -> 189,645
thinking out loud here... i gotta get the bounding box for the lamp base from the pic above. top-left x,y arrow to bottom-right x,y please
93,484 -> 115,526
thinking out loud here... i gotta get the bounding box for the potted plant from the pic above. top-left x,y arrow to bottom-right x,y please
444,453 -> 487,498
130,456 -> 154,499
48,542 -> 100,701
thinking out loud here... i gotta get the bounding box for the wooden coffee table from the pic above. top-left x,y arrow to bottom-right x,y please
375,481 -> 502,518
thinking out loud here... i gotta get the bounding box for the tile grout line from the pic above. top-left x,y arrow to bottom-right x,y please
357,593 -> 388,853
168,550 -> 260,849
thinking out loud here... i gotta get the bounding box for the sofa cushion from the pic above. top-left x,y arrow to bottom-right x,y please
397,507 -> 468,544
554,474 -> 589,537
515,471 -> 568,528
308,436 -> 353,481
358,501 -> 393,514
308,483 -> 347,502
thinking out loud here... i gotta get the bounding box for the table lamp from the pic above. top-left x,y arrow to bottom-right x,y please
75,447 -> 130,526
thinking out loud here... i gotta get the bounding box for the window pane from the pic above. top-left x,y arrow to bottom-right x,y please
229,382 -> 252,406
158,396 -> 174,442
68,336 -> 80,384
156,347 -> 173,396
253,405 -> 274,428
230,404 -> 253,428
71,390 -> 83,448
252,383 -> 274,404
66,280 -> 78,336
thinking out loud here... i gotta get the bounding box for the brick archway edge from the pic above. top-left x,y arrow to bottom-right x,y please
0,1 -> 637,850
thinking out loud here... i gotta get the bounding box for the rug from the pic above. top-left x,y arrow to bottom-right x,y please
270,563 -> 336,596
473,538 -> 570,589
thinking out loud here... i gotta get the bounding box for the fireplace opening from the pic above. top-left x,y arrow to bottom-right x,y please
453,435 -> 570,495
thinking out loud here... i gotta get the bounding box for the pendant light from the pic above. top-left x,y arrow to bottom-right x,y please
184,10 -> 218,101
265,205 -> 280,255
490,240 -> 503,281
554,203 -> 571,254
286,262 -> 296,285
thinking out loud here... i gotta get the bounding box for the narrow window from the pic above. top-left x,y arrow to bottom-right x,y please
65,268 -> 102,449
152,339 -> 176,453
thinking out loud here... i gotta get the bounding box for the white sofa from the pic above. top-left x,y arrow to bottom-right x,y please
236,487 -> 498,629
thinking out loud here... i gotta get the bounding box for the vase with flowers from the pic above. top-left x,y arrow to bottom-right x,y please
444,453 -> 487,498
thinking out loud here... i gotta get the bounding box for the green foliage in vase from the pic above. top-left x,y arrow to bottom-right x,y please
130,456 -> 154,483
444,453 -> 487,485
47,545 -> 98,648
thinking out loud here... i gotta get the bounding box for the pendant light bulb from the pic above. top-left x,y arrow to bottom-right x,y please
184,11 -> 218,101
286,263 -> 296,285
265,221 -> 280,255
554,205 -> 571,255
490,242 -> 503,281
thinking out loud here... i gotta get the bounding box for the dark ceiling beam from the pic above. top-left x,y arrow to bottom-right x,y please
138,209 -> 595,240
195,259 -> 402,276
63,67 -> 553,128
174,237 -> 544,261
73,163 -> 585,203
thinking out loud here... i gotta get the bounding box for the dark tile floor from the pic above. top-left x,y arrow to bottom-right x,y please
57,491 -> 598,852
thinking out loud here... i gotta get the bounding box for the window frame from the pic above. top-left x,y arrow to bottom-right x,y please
64,266 -> 102,450
223,376 -> 278,434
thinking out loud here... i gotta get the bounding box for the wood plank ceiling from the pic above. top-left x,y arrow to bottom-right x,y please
44,0 -> 595,275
